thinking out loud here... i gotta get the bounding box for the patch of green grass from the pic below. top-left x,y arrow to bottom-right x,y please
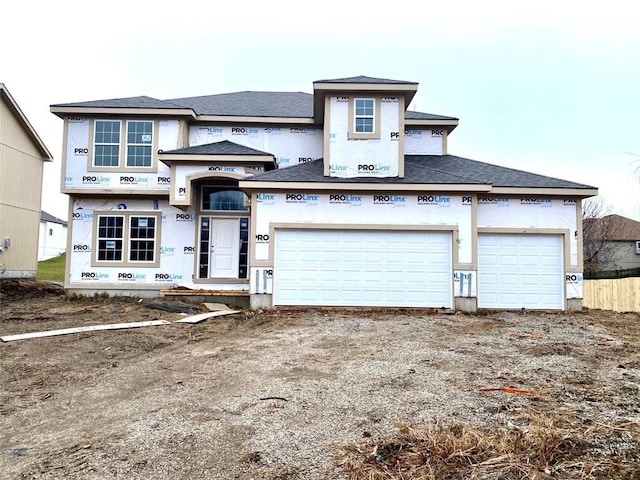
37,253 -> 66,282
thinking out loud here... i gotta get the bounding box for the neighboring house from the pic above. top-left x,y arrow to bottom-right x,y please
583,214 -> 640,277
38,211 -> 68,261
50,75 -> 597,310
1,84 -> 53,279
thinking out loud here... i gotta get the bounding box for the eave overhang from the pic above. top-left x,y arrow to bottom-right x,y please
195,115 -> 316,125
490,187 -> 599,197
239,181 -> 492,192
50,106 -> 197,119
159,153 -> 276,168
405,118 -> 459,132
312,82 -> 418,123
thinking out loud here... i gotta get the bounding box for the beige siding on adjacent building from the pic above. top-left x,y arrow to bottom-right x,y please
0,86 -> 51,278
0,204 -> 40,274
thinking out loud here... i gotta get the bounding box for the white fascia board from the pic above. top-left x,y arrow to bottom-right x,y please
239,181 -> 492,192
159,154 -> 275,165
490,187 -> 599,197
50,106 -> 196,119
404,119 -> 459,126
194,115 -> 316,124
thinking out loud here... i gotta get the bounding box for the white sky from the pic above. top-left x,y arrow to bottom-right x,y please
2,0 -> 639,220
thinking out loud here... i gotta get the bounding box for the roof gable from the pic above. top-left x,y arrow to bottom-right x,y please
160,140 -> 274,156
1,83 -> 52,160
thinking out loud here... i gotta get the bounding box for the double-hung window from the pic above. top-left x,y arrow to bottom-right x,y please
91,120 -> 155,170
93,212 -> 161,267
126,121 -> 153,167
354,98 -> 375,133
348,97 -> 380,139
94,120 -> 121,167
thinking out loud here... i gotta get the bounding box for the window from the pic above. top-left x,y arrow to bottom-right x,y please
202,187 -> 249,211
94,120 -> 121,167
126,121 -> 153,167
636,241 -> 640,254
97,215 -> 124,261
354,98 -> 375,133
48,228 -> 53,236
348,97 -> 381,139
93,212 -> 160,266
91,120 -> 155,170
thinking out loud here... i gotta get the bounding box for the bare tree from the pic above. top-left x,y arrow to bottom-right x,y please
582,198 -> 623,278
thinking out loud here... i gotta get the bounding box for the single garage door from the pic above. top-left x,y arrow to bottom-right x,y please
478,234 -> 564,310
274,229 -> 452,307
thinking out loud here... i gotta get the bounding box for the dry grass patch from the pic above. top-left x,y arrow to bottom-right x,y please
338,408 -> 640,479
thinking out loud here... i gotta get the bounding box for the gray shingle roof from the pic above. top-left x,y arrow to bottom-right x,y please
405,111 -> 458,121
166,91 -> 314,117
53,91 -> 455,122
314,75 -> 418,85
244,155 -> 596,190
160,140 -> 274,156
41,211 -> 67,225
51,96 -> 186,110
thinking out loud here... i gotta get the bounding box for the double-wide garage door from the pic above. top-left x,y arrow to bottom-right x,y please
478,234 -> 564,310
274,229 -> 452,307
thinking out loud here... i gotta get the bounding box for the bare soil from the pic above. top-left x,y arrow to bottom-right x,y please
0,279 -> 639,479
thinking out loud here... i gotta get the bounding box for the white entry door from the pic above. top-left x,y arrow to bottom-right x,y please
210,218 -> 239,278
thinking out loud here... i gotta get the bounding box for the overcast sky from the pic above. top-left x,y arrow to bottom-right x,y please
3,0 -> 639,221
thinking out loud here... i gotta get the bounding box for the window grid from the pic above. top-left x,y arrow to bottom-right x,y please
354,98 -> 375,133
129,216 -> 156,262
95,214 -> 158,264
126,121 -> 153,167
94,120 -> 121,167
97,215 -> 124,261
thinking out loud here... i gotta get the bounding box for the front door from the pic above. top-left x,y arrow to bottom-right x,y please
198,216 -> 249,280
211,218 -> 239,278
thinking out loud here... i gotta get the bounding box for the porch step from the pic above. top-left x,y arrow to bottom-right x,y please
160,289 -> 249,296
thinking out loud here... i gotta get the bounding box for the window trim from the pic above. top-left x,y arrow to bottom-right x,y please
348,96 -> 381,140
91,211 -> 161,267
88,119 -> 159,173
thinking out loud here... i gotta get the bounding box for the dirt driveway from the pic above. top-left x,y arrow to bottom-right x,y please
1,280 -> 639,479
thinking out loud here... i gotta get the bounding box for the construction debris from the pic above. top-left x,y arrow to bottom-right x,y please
1,320 -> 171,342
143,302 -> 199,314
173,310 -> 240,324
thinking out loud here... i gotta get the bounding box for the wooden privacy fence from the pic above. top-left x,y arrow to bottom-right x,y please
583,278 -> 640,312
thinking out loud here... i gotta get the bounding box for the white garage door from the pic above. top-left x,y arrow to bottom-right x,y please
274,229 -> 452,307
478,234 -> 564,310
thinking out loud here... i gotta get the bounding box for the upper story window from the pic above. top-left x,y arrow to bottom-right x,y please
354,98 -> 375,133
126,121 -> 153,167
348,97 -> 381,139
91,120 -> 155,171
94,120 -> 121,167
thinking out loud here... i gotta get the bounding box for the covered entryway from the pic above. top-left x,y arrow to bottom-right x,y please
478,234 -> 564,309
273,229 -> 452,307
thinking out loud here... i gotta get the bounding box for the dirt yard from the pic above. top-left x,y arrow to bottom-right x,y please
1,280 -> 639,479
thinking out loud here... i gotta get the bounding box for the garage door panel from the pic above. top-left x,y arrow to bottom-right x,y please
274,230 -> 452,307
479,234 -> 563,309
